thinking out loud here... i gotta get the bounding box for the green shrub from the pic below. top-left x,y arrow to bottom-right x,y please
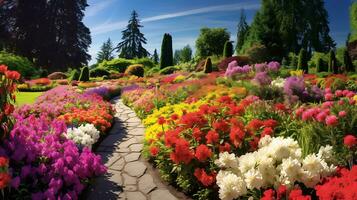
288,52 -> 298,68
125,64 -> 144,77
316,57 -> 323,72
79,66 -> 90,82
344,50 -> 354,72
297,48 -> 308,72
69,69 -> 80,82
98,58 -> 133,73
203,57 -> 212,73
134,57 -> 155,68
90,68 -> 110,77
48,72 -> 67,80
328,50 -> 337,73
223,41 -> 233,58
160,33 -> 173,69
159,66 -> 179,75
0,51 -> 38,78
145,66 -> 160,76
309,52 -> 328,72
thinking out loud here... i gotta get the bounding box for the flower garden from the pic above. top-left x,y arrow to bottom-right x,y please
0,58 -> 357,200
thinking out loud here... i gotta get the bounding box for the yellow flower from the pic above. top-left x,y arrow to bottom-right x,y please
174,75 -> 186,83
353,95 -> 357,104
290,70 -> 303,77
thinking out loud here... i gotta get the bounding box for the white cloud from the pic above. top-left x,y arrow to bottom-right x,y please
86,0 -> 116,17
90,2 -> 260,35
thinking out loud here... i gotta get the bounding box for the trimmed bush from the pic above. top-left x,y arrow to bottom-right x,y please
79,66 -> 90,82
125,64 -> 145,77
246,43 -> 268,63
146,66 -> 161,77
203,57 -> 212,73
135,57 -> 155,68
98,58 -> 132,73
160,33 -> 173,69
69,69 -> 80,82
159,66 -> 179,75
316,57 -> 323,72
328,50 -> 337,73
297,48 -> 308,72
0,51 -> 38,78
344,50 -> 354,72
48,72 -> 67,80
223,41 -> 233,58
90,68 -> 110,77
217,56 -> 251,71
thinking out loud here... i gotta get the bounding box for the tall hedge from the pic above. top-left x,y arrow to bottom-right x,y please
223,41 -> 233,58
160,33 -> 173,69
344,50 -> 354,72
79,66 -> 90,82
328,50 -> 337,73
316,57 -> 323,72
297,48 -> 308,72
203,57 -> 212,73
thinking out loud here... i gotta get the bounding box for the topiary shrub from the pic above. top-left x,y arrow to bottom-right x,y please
146,66 -> 161,77
0,51 -> 38,78
69,69 -> 80,82
160,33 -> 173,69
159,66 -> 179,75
245,43 -> 268,63
90,68 -> 110,77
48,72 -> 67,80
328,50 -> 337,73
134,57 -> 155,68
203,57 -> 212,73
223,41 -> 233,58
217,56 -> 251,71
98,58 -> 133,73
297,48 -> 308,72
125,64 -> 144,77
316,57 -> 323,72
79,66 -> 90,82
344,50 -> 354,72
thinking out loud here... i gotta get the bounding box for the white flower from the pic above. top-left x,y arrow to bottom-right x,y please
215,152 -> 239,169
244,169 -> 263,190
258,135 -> 272,148
271,77 -> 285,88
217,171 -> 247,200
66,123 -> 100,148
317,145 -> 333,162
279,157 -> 302,187
302,154 -> 324,174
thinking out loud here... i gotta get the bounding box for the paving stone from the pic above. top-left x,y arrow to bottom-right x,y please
124,161 -> 147,177
110,158 -> 125,171
96,152 -> 121,167
123,173 -> 137,185
100,134 -> 123,146
124,185 -> 138,192
107,170 -> 123,185
124,153 -> 141,162
134,136 -> 144,143
118,137 -> 138,149
128,128 -> 145,136
138,174 -> 157,194
150,189 -> 178,200
126,192 -> 146,200
126,117 -> 141,123
129,143 -> 143,152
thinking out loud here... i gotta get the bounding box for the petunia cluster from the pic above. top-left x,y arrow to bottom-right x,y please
216,136 -> 336,200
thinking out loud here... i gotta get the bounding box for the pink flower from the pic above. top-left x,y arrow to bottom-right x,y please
335,90 -> 343,97
325,88 -> 331,94
324,93 -> 334,101
344,135 -> 357,148
346,92 -> 355,98
322,101 -> 334,108
295,107 -> 305,116
338,100 -> 344,105
338,111 -> 347,117
316,112 -> 327,122
325,115 -> 338,126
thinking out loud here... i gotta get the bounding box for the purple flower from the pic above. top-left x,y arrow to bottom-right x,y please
225,61 -> 252,77
267,61 -> 280,72
253,72 -> 272,86
254,63 -> 267,72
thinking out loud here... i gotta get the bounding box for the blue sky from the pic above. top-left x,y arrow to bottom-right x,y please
84,0 -> 352,64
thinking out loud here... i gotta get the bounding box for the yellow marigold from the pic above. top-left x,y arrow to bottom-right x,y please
174,75 -> 186,83
290,70 -> 303,77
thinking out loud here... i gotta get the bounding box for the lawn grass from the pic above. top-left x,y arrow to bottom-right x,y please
15,92 -> 43,106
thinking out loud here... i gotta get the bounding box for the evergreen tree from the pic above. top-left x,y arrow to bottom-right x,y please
97,38 -> 114,63
223,41 -> 233,58
298,48 -> 308,72
160,33 -> 173,69
344,50 -> 354,72
173,49 -> 182,65
117,10 -> 149,59
180,45 -> 192,63
236,9 -> 249,54
195,28 -> 230,57
328,50 -> 337,73
152,49 -> 159,64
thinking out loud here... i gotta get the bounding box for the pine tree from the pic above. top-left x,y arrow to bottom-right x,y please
117,10 -> 149,59
236,9 -> 249,54
160,33 -> 173,69
223,41 -> 233,58
152,49 -> 159,64
328,50 -> 337,73
97,38 -> 114,63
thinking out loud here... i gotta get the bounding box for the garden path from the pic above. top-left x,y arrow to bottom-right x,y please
86,97 -> 189,200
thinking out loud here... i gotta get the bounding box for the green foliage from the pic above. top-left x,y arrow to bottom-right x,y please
297,48 -> 308,72
152,49 -> 159,64
250,85 -> 284,101
328,50 -> 338,73
159,66 -> 179,75
69,69 -> 80,82
96,38 -> 114,63
344,49 -> 354,72
90,68 -> 110,77
145,66 -> 160,77
288,52 -> 298,68
316,57 -> 323,72
0,51 -> 38,78
134,57 -> 155,68
245,43 -> 268,63
350,2 -> 357,42
117,10 -> 149,59
236,9 -> 250,54
203,57 -> 212,73
180,45 -> 193,63
160,33 -> 173,69
223,41 -> 233,58
125,64 -> 144,77
98,58 -> 133,73
79,66 -> 90,82
195,27 -> 230,57
309,52 -> 328,72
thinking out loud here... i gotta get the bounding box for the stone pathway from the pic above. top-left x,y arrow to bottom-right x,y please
86,98 -> 189,200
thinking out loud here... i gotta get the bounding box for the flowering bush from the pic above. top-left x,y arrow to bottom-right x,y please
66,124 -> 100,149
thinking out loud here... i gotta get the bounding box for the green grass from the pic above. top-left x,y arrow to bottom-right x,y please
15,92 -> 43,106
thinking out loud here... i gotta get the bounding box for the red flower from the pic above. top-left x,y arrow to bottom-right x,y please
218,95 -> 232,104
289,189 -> 311,200
194,168 -> 215,187
213,120 -> 230,132
199,104 -> 210,115
158,117 -> 166,125
275,103 -> 287,112
263,119 -> 278,128
343,135 -> 357,148
227,104 -> 244,115
0,65 -> 8,73
219,142 -> 231,153
180,112 -> 207,128
230,126 -> 245,147
4,104 -> 14,115
249,136 -> 260,150
277,185 -> 287,199
0,172 -> 11,189
192,128 -> 203,141
261,189 -> 275,200
261,127 -> 273,138
195,145 -> 212,162
5,70 -> 20,80
150,146 -> 159,157
247,119 -> 263,131
325,115 -> 338,126
205,130 -> 219,144
169,139 -> 194,164
0,157 -> 8,168
171,114 -> 179,121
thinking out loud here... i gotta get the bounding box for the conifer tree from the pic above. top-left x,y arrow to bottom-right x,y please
160,33 -> 173,69
97,38 -> 114,63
